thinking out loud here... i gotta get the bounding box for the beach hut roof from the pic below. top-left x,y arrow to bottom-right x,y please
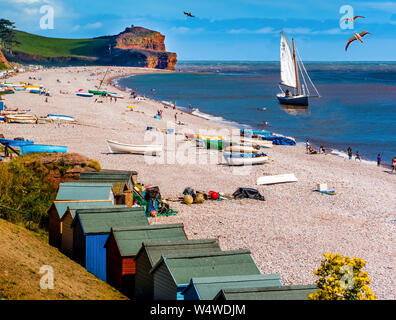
104,224 -> 187,257
72,207 -> 148,235
56,182 -> 114,201
214,284 -> 317,300
53,200 -> 113,220
183,274 -> 282,300
150,250 -> 261,285
74,180 -> 129,196
60,204 -> 126,221
135,239 -> 221,267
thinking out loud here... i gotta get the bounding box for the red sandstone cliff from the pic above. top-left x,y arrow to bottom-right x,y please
0,47 -> 10,69
106,26 -> 177,70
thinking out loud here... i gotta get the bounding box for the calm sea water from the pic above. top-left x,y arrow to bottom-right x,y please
115,61 -> 396,164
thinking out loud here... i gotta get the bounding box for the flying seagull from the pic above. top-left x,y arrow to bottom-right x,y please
345,31 -> 371,51
184,11 -> 195,18
340,15 -> 365,24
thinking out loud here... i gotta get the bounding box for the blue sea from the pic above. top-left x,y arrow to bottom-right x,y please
115,61 -> 396,164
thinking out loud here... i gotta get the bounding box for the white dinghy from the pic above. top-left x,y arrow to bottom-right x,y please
107,140 -> 162,155
257,173 -> 298,185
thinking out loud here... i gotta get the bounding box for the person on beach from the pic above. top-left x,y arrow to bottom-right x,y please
319,146 -> 325,154
377,154 -> 382,167
355,151 -> 361,162
391,156 -> 396,173
175,113 -> 178,123
306,139 -> 310,154
309,145 -> 318,154
347,147 -> 352,160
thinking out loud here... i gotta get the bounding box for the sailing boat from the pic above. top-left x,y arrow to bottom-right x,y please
277,32 -> 320,106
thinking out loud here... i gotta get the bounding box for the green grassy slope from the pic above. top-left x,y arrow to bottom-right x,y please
0,218 -> 128,300
12,30 -> 110,58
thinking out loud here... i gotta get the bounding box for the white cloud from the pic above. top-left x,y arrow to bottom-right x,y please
363,2 -> 396,13
84,22 -> 102,30
9,0 -> 50,3
24,8 -> 39,15
169,27 -> 204,34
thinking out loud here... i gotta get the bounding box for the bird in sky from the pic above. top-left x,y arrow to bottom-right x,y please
340,15 -> 365,24
345,31 -> 371,51
183,11 -> 195,18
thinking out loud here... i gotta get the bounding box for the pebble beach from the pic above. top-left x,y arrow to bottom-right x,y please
1,66 -> 395,299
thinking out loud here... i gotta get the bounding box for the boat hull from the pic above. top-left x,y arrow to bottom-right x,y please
107,140 -> 162,155
4,114 -> 38,124
47,114 -> 75,122
19,145 -> 68,156
257,173 -> 298,185
224,154 -> 269,166
225,146 -> 260,154
277,94 -> 309,106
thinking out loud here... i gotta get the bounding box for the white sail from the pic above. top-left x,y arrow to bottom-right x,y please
280,33 -> 297,88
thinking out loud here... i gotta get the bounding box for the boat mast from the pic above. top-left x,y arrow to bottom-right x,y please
292,38 -> 299,96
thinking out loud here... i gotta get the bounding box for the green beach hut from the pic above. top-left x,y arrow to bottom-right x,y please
183,274 -> 283,300
134,239 -> 222,300
150,250 -> 261,300
214,284 -> 317,300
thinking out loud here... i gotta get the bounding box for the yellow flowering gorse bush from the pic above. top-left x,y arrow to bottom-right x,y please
308,253 -> 376,300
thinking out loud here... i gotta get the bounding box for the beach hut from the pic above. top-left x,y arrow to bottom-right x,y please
72,207 -> 148,281
60,204 -> 126,258
47,199 -> 113,248
134,239 -> 222,301
56,182 -> 115,202
182,274 -> 282,300
150,250 -> 261,300
79,170 -> 138,190
104,224 -> 188,296
214,284 -> 317,300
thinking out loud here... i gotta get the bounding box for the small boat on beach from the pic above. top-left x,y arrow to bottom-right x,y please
76,92 -> 94,98
108,92 -> 124,99
225,145 -> 260,154
19,144 -> 68,156
89,90 -> 107,96
4,114 -> 38,124
277,32 -> 320,106
257,173 -> 298,185
224,153 -> 269,166
0,138 -> 34,148
107,140 -> 162,155
240,138 -> 274,149
47,114 -> 75,122
240,129 -> 271,138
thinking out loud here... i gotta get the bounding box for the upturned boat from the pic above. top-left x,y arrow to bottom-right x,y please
257,173 -> 298,185
4,114 -> 38,124
107,140 -> 162,155
76,92 -> 94,97
224,153 -> 269,166
225,145 -> 260,154
0,138 -> 34,147
19,144 -> 68,156
277,32 -> 320,106
47,114 -> 75,122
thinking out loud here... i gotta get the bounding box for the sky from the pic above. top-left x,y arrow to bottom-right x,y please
1,0 -> 396,61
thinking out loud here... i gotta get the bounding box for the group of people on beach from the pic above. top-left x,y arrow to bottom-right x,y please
305,139 -> 325,155
346,146 -> 361,162
306,140 -> 395,171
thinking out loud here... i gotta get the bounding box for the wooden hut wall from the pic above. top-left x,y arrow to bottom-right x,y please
152,262 -> 178,301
